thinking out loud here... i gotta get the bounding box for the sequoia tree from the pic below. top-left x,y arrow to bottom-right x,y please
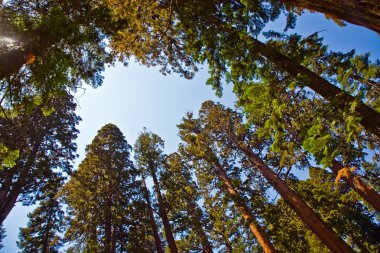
161,152 -> 213,253
63,124 -> 148,252
0,93 -> 79,226
134,130 -> 179,253
189,101 -> 355,253
178,113 -> 277,253
17,178 -> 65,253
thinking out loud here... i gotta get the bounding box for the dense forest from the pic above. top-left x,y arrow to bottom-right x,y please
0,0 -> 379,252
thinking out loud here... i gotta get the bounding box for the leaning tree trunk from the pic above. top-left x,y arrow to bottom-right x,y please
228,133 -> 355,253
142,179 -> 164,253
0,49 -> 35,80
247,36 -> 380,137
187,203 -> 213,253
284,123 -> 380,212
279,0 -> 380,34
151,170 -> 179,253
331,160 -> 380,212
207,153 -> 277,253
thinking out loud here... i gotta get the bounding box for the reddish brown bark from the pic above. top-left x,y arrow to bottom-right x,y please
142,179 -> 164,253
228,134 -> 355,253
331,160 -> 380,212
151,170 -> 179,253
280,0 -> 380,34
209,157 -> 277,253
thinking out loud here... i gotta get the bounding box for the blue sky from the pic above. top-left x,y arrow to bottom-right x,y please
3,11 -> 380,252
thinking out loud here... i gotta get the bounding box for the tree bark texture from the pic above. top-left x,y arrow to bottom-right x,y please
142,179 -> 164,253
210,157 -> 277,253
151,170 -> 179,253
331,160 -> 380,213
250,37 -> 380,137
228,134 -> 355,253
280,0 -> 380,34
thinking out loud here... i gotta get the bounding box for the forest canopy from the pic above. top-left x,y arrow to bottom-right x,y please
0,0 -> 379,252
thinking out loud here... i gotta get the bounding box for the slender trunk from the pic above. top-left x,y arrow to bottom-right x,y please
111,225 -> 117,253
248,36 -> 380,136
224,235 -> 233,253
187,203 -> 213,253
142,179 -> 164,253
42,207 -> 53,253
279,0 -> 380,34
151,170 -> 179,253
209,157 -> 277,253
228,134 -> 355,253
104,207 -> 112,253
331,160 -> 380,212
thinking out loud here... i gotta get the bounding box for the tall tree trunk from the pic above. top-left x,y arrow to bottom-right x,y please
111,225 -> 117,253
284,123 -> 380,212
279,0 -> 380,34
247,35 -> 380,136
104,207 -> 112,253
0,135 -> 44,224
187,203 -> 213,253
209,157 -> 277,253
331,160 -> 380,212
42,207 -> 53,253
151,170 -> 179,253
0,188 -> 19,225
0,49 -> 35,80
142,179 -> 164,253
228,133 -> 355,253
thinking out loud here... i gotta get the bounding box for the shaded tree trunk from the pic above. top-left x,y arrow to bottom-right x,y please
151,169 -> 179,253
247,35 -> 380,136
0,49 -> 34,80
104,207 -> 112,253
142,179 -> 164,253
331,160 -> 380,212
210,159 -> 277,253
228,133 -> 355,253
187,203 -> 213,253
0,135 -> 43,225
280,0 -> 380,34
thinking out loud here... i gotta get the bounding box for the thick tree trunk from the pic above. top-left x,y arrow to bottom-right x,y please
331,160 -> 380,212
142,179 -> 164,253
280,0 -> 380,34
0,188 -> 19,226
0,49 -> 34,80
228,134 -> 355,253
151,170 -> 179,253
211,160 -> 277,253
249,36 -> 380,136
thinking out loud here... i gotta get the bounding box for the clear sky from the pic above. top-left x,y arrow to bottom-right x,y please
2,11 -> 380,252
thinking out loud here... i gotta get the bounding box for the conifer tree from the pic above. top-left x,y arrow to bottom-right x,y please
63,124 -> 148,252
0,93 -> 79,226
187,101 -> 356,253
178,112 -> 277,253
134,130 -> 179,253
161,152 -> 213,253
17,178 -> 65,253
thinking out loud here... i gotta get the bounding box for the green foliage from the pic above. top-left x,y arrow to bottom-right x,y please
0,143 -> 19,168
63,124 -> 150,252
17,180 -> 65,253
